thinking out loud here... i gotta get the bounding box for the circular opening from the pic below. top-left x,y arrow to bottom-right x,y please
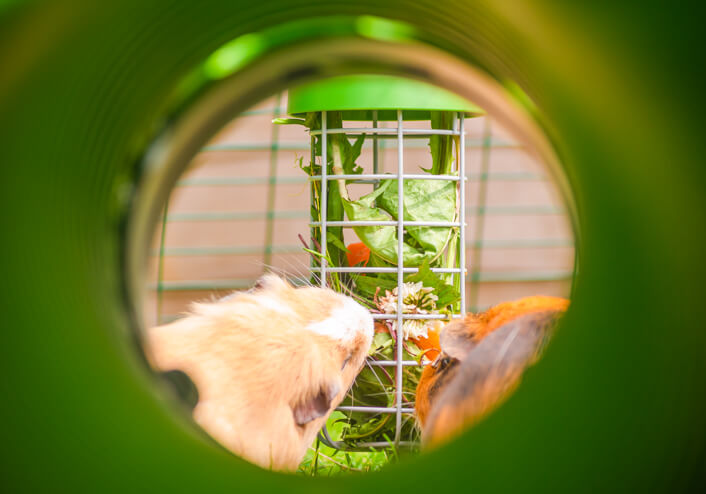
126,19 -> 578,474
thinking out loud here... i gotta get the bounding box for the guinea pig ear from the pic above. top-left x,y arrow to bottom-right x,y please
440,319 -> 478,361
291,380 -> 341,426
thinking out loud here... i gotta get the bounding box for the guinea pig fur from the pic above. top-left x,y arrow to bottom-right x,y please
145,274 -> 374,471
416,296 -> 568,447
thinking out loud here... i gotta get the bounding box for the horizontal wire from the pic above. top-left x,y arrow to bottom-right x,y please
372,313 -> 461,320
309,266 -> 462,274
310,127 -> 462,136
335,406 -> 415,414
338,441 -> 418,449
366,360 -> 422,367
309,220 -> 462,227
308,173 -> 462,181
317,425 -> 418,451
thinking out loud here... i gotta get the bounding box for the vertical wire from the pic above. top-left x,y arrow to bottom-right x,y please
373,110 -> 379,174
263,93 -> 282,269
317,112 -> 332,446
459,113 -> 466,315
309,134 -> 316,273
395,109 -> 404,445
320,111 -> 328,288
379,117 -> 387,172
468,118 -> 492,311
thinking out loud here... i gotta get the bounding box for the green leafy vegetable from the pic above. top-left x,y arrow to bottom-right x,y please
405,260 -> 461,310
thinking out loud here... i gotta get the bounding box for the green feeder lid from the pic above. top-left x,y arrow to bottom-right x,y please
287,74 -> 484,120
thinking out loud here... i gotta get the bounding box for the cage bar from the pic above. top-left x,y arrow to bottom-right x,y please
459,112 -> 467,315
395,109 -> 404,445
320,111 -> 328,287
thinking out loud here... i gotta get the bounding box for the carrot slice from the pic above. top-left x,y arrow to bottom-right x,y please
412,321 -> 443,361
346,242 -> 371,267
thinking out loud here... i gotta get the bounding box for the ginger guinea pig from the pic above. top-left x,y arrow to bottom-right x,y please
145,274 -> 373,471
416,296 -> 569,447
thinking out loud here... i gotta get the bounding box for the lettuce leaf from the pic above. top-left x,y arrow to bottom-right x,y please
405,260 -> 461,310
341,177 -> 457,267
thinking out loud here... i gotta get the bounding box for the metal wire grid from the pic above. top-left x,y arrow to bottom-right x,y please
306,110 -> 465,449
152,101 -> 572,314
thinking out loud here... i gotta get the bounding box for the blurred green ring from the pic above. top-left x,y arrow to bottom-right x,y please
0,2 -> 704,492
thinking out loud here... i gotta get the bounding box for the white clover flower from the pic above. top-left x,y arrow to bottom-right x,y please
400,319 -> 430,340
377,282 -> 439,340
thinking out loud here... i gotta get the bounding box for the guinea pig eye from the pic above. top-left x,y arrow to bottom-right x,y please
249,276 -> 267,292
341,353 -> 352,370
432,354 -> 453,370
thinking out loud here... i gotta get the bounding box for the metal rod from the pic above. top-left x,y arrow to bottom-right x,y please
317,425 -> 417,451
344,441 -> 417,449
366,360 -> 421,367
320,111 -> 327,287
373,313 -> 461,320
379,119 -> 388,172
310,266 -> 461,274
309,133 -> 316,273
459,112 -> 467,315
336,406 -> 415,414
310,127 -> 461,136
310,220 -> 461,227
395,109 -> 404,445
373,110 -> 379,174
309,173 -> 463,182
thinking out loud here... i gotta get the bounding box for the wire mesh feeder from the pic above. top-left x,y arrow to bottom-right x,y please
283,75 -> 484,451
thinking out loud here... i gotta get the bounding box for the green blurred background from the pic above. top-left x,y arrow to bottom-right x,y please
0,1 -> 704,492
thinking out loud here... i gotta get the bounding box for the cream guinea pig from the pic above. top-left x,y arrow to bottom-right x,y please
145,274 -> 374,471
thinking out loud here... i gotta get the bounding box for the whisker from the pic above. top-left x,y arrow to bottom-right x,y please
275,253 -> 318,287
364,360 -> 390,391
258,260 -> 314,288
273,256 -> 305,280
